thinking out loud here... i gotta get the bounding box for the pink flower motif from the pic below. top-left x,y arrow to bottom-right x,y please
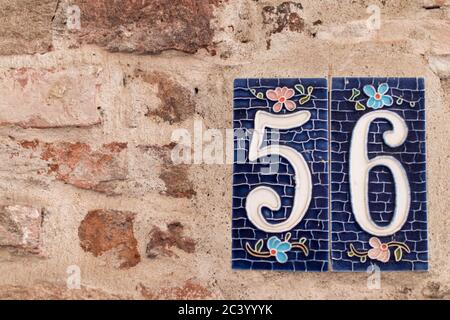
266,87 -> 296,113
368,237 -> 390,263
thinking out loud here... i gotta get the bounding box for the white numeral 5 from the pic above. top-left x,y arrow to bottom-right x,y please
246,111 -> 312,233
349,110 -> 410,236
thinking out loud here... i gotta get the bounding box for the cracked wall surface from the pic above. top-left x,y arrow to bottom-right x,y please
0,0 -> 449,299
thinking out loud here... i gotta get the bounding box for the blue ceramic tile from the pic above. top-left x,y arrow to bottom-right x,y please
232,78 -> 329,272
331,77 -> 428,272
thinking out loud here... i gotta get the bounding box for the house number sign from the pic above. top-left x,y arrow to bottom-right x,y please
232,78 -> 427,272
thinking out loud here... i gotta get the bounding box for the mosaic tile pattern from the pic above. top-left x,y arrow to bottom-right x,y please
232,78 -> 329,271
331,77 -> 427,272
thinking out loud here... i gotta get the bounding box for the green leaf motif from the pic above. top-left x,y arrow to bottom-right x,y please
396,97 -> 403,105
349,88 -> 360,101
284,232 -> 292,242
255,239 -> 263,252
394,247 -> 403,262
307,86 -> 314,95
250,89 -> 265,100
299,95 -> 311,105
295,84 -> 305,95
299,237 -> 307,244
360,256 -> 367,263
355,101 -> 366,111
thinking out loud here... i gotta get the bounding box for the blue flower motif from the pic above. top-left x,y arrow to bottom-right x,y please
363,83 -> 394,109
267,236 -> 292,263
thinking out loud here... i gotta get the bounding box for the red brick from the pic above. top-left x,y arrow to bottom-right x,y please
136,70 -> 195,124
20,140 -> 128,195
138,143 -> 195,198
67,0 -> 225,54
79,209 -> 141,269
146,222 -> 196,258
0,205 -> 42,255
262,2 -> 306,36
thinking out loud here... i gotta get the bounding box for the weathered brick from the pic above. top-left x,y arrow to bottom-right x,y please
1,0 -> 448,301
20,140 -> 128,195
14,138 -> 194,198
79,209 -> 140,269
0,0 -> 57,55
146,222 -> 195,258
0,67 -> 102,128
262,1 -> 306,36
135,70 -> 196,124
66,0 -> 225,54
138,143 -> 196,198
0,205 -> 42,255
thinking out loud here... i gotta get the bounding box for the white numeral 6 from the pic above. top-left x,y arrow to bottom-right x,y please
350,110 -> 410,236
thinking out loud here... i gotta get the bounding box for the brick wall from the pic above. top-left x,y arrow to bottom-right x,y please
0,0 -> 449,299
